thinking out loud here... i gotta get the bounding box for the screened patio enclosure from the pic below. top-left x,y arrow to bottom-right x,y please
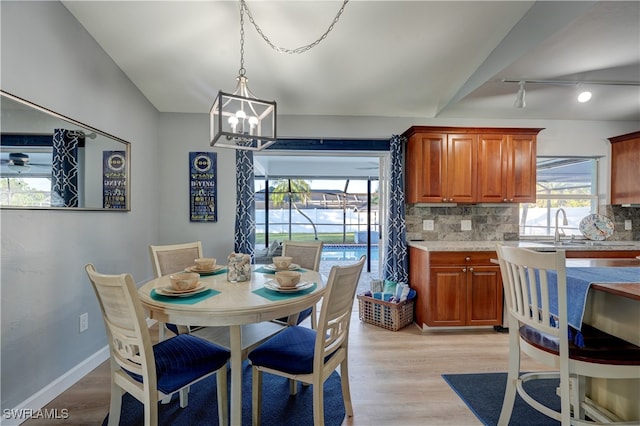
253,149 -> 388,273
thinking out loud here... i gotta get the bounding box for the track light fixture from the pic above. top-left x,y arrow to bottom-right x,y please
513,81 -> 526,108
503,78 -> 640,109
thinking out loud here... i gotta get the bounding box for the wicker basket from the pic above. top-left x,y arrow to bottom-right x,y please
357,294 -> 414,331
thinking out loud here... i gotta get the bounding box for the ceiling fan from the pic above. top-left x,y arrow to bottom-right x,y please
0,152 -> 52,175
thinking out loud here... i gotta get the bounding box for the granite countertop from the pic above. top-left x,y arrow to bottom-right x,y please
407,240 -> 640,252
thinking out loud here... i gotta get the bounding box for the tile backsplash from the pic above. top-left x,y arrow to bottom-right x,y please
405,204 -> 640,241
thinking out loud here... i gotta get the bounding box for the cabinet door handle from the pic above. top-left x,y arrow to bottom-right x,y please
503,198 -> 508,202
462,268 -> 467,272
465,257 -> 471,262
469,267 -> 474,272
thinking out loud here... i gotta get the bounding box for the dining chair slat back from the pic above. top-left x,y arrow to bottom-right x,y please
85,263 -> 230,426
149,241 -> 204,337
149,241 -> 203,277
277,240 -> 324,327
249,255 -> 366,426
496,244 -> 640,426
281,240 -> 324,271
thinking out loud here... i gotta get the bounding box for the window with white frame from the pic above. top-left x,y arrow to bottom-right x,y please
519,157 -> 599,238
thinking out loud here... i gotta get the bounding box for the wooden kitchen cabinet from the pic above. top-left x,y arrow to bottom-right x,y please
403,126 -> 542,204
409,248 -> 503,328
609,130 -> 640,205
405,132 -> 476,203
477,132 -> 537,203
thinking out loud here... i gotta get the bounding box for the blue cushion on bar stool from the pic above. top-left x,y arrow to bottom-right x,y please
248,326 -> 317,375
126,334 -> 230,394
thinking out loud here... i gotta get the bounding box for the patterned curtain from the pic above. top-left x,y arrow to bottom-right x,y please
51,129 -> 80,207
234,147 -> 256,260
382,134 -> 408,282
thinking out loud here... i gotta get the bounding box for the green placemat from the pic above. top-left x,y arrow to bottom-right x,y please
252,283 -> 318,301
254,266 -> 306,274
150,288 -> 220,304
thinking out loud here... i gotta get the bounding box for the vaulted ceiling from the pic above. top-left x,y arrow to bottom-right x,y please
63,1 -> 640,122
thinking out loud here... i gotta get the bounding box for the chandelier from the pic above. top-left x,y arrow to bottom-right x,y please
210,0 -> 349,151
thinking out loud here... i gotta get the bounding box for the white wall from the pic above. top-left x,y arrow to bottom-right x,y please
0,1 -> 161,411
1,0 -> 638,417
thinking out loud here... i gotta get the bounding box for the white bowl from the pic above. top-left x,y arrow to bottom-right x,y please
274,271 -> 301,288
272,256 -> 293,270
194,257 -> 216,270
169,272 -> 199,291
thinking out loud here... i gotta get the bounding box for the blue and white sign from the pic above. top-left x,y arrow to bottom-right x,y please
189,152 -> 217,222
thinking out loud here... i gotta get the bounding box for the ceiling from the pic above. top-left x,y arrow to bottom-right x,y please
61,1 -> 640,123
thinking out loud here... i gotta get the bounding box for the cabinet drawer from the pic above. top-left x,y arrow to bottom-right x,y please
429,251 -> 496,266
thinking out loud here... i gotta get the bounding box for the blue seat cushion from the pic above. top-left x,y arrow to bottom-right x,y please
126,334 -> 230,394
248,326 -> 318,375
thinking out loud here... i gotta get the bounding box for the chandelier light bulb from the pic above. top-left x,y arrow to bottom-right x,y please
228,115 -> 239,133
235,110 -> 247,119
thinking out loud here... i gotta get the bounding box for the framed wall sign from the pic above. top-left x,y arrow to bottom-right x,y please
103,150 -> 127,209
189,152 -> 217,222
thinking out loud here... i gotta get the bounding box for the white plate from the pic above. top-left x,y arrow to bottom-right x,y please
264,280 -> 314,293
185,265 -> 224,274
264,263 -> 301,271
156,283 -> 208,297
579,214 -> 614,241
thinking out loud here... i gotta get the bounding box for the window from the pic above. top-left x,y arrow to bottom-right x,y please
254,177 -> 379,247
0,150 -> 53,207
519,157 -> 599,238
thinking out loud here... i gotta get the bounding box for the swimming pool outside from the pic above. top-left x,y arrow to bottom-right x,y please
321,244 -> 379,261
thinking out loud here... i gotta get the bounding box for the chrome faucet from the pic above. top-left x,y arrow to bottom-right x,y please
554,208 -> 568,242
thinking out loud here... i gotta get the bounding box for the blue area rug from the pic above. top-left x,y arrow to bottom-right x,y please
103,361 -> 345,425
443,372 -> 561,426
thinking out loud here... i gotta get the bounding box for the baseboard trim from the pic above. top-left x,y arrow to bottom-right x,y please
2,346 -> 109,426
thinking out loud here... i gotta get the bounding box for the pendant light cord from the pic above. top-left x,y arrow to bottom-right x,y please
240,0 -> 349,55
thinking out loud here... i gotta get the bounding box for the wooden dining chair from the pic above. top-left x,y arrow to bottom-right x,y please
85,264 -> 230,426
249,255 -> 365,426
496,245 -> 640,426
149,241 -> 203,337
276,240 -> 324,327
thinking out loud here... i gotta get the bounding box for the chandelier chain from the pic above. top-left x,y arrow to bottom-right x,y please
238,2 -> 246,76
240,0 -> 349,55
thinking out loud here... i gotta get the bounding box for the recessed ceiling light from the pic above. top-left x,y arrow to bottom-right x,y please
577,91 -> 592,103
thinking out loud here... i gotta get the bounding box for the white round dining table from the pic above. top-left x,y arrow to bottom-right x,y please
138,265 -> 326,425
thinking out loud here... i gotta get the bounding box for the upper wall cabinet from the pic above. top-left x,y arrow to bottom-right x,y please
609,130 -> 640,205
403,126 -> 543,204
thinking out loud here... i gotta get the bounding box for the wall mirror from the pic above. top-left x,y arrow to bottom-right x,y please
0,90 -> 130,211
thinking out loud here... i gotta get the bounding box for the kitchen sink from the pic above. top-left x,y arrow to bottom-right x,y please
528,240 -> 637,247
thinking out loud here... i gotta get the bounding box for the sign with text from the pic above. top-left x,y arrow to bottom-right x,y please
103,150 -> 127,209
189,152 -> 217,222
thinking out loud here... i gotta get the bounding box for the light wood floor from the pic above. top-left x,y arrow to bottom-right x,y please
23,306 -> 547,426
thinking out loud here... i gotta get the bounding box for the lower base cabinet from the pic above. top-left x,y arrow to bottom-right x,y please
409,248 -> 503,328
409,246 -> 640,329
